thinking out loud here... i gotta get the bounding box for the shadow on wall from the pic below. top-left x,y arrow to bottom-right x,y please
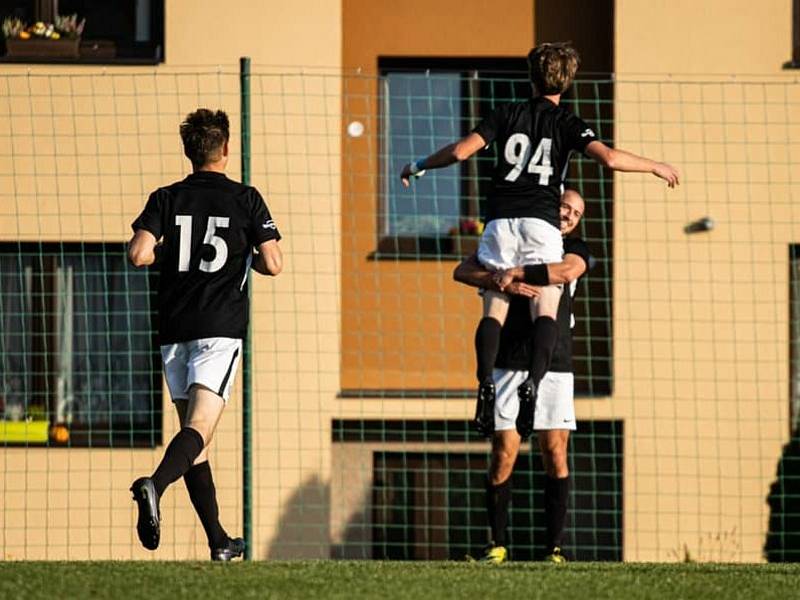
265,475 -> 330,559
265,474 -> 374,559
765,436 -> 800,561
330,486 -> 373,559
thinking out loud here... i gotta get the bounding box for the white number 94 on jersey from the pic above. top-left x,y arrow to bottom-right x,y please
503,134 -> 553,185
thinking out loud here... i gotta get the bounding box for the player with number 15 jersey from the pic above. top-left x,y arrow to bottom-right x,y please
128,109 -> 282,562
134,169 -> 281,344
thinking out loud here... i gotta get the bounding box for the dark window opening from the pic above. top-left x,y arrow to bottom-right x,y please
0,0 -> 164,64
375,57 -> 529,259
785,0 -> 800,68
0,242 -> 162,447
372,62 -> 613,396
764,245 -> 800,560
535,0 -> 615,397
347,419 -> 624,561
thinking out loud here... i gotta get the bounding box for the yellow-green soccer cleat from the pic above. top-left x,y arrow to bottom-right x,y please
473,544 -> 507,564
544,546 -> 568,563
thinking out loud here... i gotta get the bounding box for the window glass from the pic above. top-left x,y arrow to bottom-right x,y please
0,243 -> 161,447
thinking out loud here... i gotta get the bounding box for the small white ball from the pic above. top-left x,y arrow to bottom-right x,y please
347,121 -> 364,138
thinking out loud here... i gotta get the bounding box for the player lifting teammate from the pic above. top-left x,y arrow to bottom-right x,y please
401,42 -> 678,440
454,189 -> 592,563
128,109 -> 282,560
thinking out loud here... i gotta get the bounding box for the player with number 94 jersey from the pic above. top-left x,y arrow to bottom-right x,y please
473,96 -> 595,230
400,43 -> 678,442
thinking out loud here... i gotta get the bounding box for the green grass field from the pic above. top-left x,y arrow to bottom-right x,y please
1,561 -> 799,600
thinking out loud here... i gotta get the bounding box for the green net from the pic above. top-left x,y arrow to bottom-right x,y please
0,69 -> 244,559
1,65 -> 799,562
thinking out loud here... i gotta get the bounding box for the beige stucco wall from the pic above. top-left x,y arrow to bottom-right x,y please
0,0 -> 341,560
617,0 -> 791,75
612,0 -> 797,561
2,0 -> 798,563
331,0 -> 799,563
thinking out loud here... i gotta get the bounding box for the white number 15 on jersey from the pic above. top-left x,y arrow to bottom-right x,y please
503,134 -> 553,185
175,214 -> 229,273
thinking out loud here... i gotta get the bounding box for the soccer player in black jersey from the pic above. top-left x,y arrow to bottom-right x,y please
127,109 -> 282,560
454,189 -> 592,564
402,42 -> 678,440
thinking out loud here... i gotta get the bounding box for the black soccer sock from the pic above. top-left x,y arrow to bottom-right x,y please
184,461 -> 229,549
475,317 -> 503,382
151,427 -> 205,497
486,476 -> 512,547
528,316 -> 559,385
544,476 -> 569,550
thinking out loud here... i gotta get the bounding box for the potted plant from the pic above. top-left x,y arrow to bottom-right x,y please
448,217 -> 484,256
3,13 -> 85,59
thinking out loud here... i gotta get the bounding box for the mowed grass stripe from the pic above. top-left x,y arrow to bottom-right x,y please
1,561 -> 799,600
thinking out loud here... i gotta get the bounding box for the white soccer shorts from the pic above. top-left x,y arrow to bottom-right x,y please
493,368 -> 576,431
160,337 -> 242,403
477,217 -> 563,271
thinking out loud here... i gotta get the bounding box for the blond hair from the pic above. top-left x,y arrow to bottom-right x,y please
527,42 -> 580,95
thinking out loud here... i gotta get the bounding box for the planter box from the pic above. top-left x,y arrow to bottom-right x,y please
448,235 -> 479,257
0,419 -> 49,443
6,37 -> 81,59
80,39 -> 116,59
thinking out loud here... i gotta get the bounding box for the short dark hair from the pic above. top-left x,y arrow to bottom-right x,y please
179,109 -> 230,168
527,42 -> 580,95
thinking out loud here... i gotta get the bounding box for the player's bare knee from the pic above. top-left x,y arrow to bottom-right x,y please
542,450 -> 568,478
540,443 -> 568,477
539,433 -> 569,477
531,285 -> 561,319
489,459 -> 514,485
483,291 -> 510,321
490,443 -> 518,484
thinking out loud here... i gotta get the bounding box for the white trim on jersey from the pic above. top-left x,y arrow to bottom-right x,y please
560,150 -> 572,182
240,252 -> 252,291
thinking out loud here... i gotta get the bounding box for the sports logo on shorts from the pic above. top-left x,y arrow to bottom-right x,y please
580,129 -> 595,138
262,220 -> 277,230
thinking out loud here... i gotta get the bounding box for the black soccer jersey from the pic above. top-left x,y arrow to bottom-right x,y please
472,98 -> 596,229
132,171 -> 281,344
494,236 -> 593,372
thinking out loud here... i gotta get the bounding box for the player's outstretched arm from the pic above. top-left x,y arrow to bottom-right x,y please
585,140 -> 680,188
251,239 -> 283,276
453,253 -> 537,298
128,229 -> 158,267
400,132 -> 487,188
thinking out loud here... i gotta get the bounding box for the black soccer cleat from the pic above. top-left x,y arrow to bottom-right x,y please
130,477 -> 161,551
473,378 -> 496,437
211,537 -> 246,561
515,377 -> 537,440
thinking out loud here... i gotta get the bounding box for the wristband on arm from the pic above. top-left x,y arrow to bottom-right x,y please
408,158 -> 426,175
523,263 -> 550,286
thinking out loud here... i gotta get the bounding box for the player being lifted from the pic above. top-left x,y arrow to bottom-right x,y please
401,42 -> 678,439
128,109 -> 282,560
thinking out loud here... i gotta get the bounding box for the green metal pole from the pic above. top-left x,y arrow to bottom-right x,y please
239,55 -> 253,561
